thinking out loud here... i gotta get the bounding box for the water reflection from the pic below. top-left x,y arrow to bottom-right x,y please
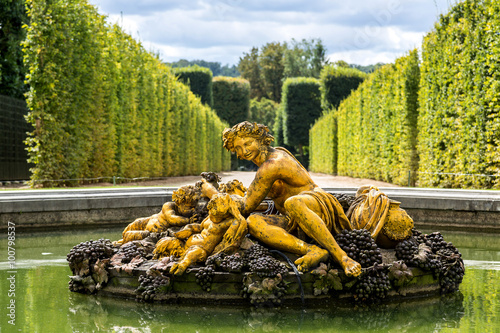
0,228 -> 498,332
66,291 -> 466,332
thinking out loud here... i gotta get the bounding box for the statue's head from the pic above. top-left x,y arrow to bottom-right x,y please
222,122 -> 274,161
222,121 -> 274,153
207,193 -> 232,222
172,185 -> 201,216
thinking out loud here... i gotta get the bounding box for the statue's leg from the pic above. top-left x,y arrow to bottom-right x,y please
247,214 -> 329,272
170,246 -> 207,275
284,195 -> 362,277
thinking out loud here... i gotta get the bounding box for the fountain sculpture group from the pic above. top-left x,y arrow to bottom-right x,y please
67,122 -> 464,306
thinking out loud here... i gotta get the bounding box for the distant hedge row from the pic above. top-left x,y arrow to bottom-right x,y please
309,66 -> 367,174
23,0 -> 229,186
309,110 -> 337,174
310,50 -> 419,185
418,0 -> 500,188
320,66 -> 366,110
174,65 -> 214,107
212,76 -> 250,125
273,77 -> 322,163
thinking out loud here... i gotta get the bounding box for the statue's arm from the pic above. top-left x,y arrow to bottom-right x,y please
162,202 -> 191,227
241,164 -> 277,215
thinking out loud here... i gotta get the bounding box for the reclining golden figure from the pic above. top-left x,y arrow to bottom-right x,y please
200,121 -> 413,277
115,185 -> 201,245
153,193 -> 247,275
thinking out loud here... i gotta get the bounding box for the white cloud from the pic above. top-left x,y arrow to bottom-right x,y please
88,0 -> 456,66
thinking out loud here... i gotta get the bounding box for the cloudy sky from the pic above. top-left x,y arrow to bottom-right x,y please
87,0 -> 457,67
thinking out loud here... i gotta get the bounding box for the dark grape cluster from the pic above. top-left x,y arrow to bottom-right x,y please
395,237 -> 420,266
195,265 -> 215,292
116,242 -> 146,263
353,266 -> 391,302
331,193 -> 356,212
248,256 -> 288,278
219,253 -> 245,273
334,229 -> 383,267
245,243 -> 271,261
426,232 -> 459,254
395,230 -> 464,294
242,280 -> 287,307
67,239 -> 115,273
440,258 -> 465,294
136,273 -> 170,302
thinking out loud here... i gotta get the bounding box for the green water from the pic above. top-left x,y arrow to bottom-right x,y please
1,228 -> 499,333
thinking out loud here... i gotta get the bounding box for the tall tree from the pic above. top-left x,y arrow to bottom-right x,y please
238,47 -> 265,100
260,42 -> 285,102
283,38 -> 329,79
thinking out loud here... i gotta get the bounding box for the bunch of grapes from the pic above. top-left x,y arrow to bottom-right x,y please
245,243 -> 271,261
440,258 -> 465,294
248,256 -> 288,278
396,230 -> 464,294
67,239 -> 115,274
334,229 -> 383,267
136,273 -> 170,302
246,282 -> 287,307
245,244 -> 288,277
219,253 -> 245,273
331,193 -> 356,212
195,265 -> 215,292
353,266 -> 391,302
116,242 -> 146,263
395,237 -> 420,266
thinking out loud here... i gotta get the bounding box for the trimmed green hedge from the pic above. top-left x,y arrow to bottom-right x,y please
418,0 -> 500,188
334,50 -> 420,185
23,0 -> 229,186
174,65 -> 214,107
320,66 -> 367,110
212,76 -> 250,125
281,77 -> 322,149
309,110 -> 337,174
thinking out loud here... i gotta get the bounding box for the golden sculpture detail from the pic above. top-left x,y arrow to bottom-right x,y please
116,121 -> 413,278
115,185 -> 202,245
153,193 -> 247,275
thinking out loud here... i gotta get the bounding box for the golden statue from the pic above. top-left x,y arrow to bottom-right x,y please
153,193 -> 247,275
200,121 -> 413,277
115,185 -> 202,245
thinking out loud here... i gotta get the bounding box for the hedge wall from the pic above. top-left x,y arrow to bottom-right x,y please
418,0 -> 500,188
281,77 -> 322,149
309,110 -> 337,174
335,50 -> 420,185
23,0 -> 229,186
174,65 -> 214,107
320,65 -> 367,110
212,76 -> 250,125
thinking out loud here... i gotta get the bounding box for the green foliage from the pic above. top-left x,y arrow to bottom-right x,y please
333,50 -> 420,185
0,0 -> 28,98
168,59 -> 239,77
174,65 -> 214,107
320,65 -> 367,110
309,110 -> 337,174
260,42 -> 285,103
283,38 -> 329,79
280,77 -> 322,165
212,76 -> 250,125
239,38 -> 329,103
249,97 -> 279,129
417,0 -> 500,188
23,0 -> 229,186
